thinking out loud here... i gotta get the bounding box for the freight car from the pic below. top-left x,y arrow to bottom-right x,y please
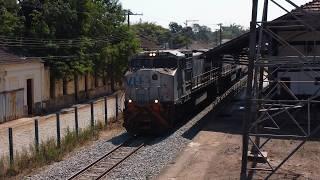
123,50 -> 239,135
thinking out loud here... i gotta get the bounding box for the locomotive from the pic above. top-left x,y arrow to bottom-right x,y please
123,50 -> 240,135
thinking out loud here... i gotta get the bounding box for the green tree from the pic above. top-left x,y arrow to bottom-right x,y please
0,0 -> 24,36
11,0 -> 140,94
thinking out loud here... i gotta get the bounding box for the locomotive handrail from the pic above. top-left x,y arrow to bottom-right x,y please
191,68 -> 220,90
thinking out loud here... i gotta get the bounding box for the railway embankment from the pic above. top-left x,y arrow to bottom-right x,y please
24,77 -> 246,180
0,91 -> 125,178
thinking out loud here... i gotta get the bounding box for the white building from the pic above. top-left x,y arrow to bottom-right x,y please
0,49 -> 46,122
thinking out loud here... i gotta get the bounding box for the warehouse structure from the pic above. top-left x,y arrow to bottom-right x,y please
206,0 -> 320,179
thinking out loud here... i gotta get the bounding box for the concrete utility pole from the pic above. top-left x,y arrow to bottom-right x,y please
217,23 -> 223,45
125,9 -> 143,28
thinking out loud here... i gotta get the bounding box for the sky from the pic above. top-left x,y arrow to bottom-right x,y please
119,0 -> 311,30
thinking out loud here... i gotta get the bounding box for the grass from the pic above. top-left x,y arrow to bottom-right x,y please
0,118 -> 122,179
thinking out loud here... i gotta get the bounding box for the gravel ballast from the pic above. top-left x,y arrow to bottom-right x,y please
26,103 -> 214,180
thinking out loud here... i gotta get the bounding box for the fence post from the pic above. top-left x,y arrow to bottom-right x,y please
75,107 -> 79,137
56,113 -> 61,148
8,128 -> 14,166
91,102 -> 94,129
115,94 -> 118,120
34,119 -> 39,152
104,96 -> 108,127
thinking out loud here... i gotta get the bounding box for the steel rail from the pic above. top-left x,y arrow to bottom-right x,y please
67,137 -> 146,180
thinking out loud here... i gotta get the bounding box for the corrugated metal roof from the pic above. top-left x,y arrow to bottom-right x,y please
206,0 -> 320,57
0,48 -> 41,65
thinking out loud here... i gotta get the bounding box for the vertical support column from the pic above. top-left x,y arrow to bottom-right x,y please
8,128 -> 14,166
91,102 -> 94,128
241,0 -> 259,179
104,96 -> 108,126
56,113 -> 61,148
75,107 -> 79,136
115,94 -> 119,120
34,119 -> 39,152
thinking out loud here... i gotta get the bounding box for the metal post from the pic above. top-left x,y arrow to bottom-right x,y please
34,119 -> 39,152
91,102 -> 94,128
56,113 -> 61,148
115,94 -> 119,120
75,107 -> 79,136
8,128 -> 14,166
241,0 -> 259,179
104,96 -> 108,126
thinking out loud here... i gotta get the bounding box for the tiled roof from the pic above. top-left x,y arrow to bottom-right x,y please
300,0 -> 320,12
0,48 -> 41,65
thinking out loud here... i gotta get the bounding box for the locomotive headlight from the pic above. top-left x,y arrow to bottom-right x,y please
154,99 -> 159,104
128,99 -> 133,103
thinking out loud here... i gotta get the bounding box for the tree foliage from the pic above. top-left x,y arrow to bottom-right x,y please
0,0 -> 139,83
132,21 -> 248,49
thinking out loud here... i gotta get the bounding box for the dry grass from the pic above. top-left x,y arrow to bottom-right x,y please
0,117 -> 123,179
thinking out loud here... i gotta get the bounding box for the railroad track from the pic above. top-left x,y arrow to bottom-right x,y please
68,137 -> 148,180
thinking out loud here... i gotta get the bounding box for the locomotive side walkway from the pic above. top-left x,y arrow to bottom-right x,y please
156,90 -> 320,180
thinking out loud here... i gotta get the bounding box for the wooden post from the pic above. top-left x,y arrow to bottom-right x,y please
91,102 -> 94,128
56,113 -> 61,148
115,94 -> 119,120
104,96 -> 108,126
75,107 -> 79,136
8,128 -> 14,166
34,119 -> 39,152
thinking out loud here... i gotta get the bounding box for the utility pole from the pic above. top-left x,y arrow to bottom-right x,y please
184,20 -> 199,49
218,23 -> 223,45
125,9 -> 143,28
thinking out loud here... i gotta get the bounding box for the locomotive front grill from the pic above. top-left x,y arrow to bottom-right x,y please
136,89 -> 149,105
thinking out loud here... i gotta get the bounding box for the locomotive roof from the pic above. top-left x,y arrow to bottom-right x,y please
138,50 -> 185,58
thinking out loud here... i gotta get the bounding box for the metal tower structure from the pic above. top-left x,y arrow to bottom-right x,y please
241,0 -> 320,179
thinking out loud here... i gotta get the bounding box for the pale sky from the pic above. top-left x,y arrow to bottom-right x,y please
120,0 -> 311,30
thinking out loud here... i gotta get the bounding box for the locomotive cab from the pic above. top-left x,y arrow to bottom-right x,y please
124,50 -> 191,134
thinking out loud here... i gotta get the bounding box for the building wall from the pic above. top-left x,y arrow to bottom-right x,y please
43,73 -> 117,112
277,31 -> 320,56
0,61 -> 45,122
1,62 -> 45,105
276,30 -> 320,96
0,68 -> 5,93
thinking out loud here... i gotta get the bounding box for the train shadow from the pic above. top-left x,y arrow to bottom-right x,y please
142,90 -> 247,146
181,90 -> 246,140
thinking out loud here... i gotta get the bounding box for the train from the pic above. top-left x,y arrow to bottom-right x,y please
123,50 -> 241,135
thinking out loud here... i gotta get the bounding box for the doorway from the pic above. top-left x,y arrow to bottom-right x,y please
27,79 -> 33,115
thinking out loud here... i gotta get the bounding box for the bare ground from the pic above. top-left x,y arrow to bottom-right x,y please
157,94 -> 320,180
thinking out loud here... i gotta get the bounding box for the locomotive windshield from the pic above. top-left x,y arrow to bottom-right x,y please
130,57 -> 178,69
